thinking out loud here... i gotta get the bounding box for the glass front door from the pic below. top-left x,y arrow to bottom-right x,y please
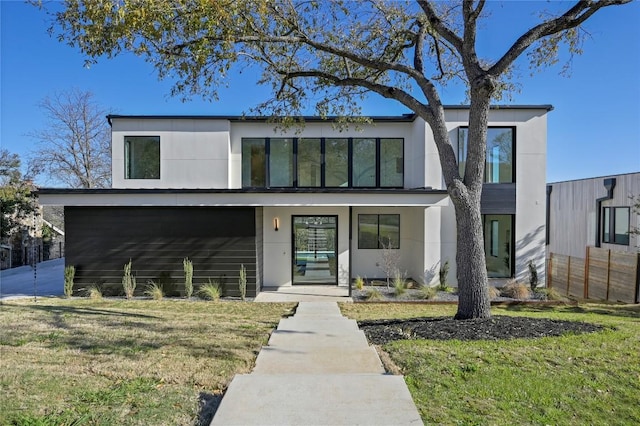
292,216 -> 337,285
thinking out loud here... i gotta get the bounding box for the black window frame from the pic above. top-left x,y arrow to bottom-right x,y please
357,214 -> 400,249
602,206 -> 630,245
458,127 -> 516,184
241,137 -> 404,189
124,136 -> 161,180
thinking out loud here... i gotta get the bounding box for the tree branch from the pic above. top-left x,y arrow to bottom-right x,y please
416,0 -> 464,54
489,0 -> 631,77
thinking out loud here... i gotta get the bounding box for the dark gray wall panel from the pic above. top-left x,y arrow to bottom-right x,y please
65,206 -> 258,297
481,184 -> 516,214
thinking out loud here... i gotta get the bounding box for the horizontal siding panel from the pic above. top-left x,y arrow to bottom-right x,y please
66,206 -> 259,297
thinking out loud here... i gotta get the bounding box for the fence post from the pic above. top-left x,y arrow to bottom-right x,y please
567,255 -> 572,297
548,253 -> 553,290
605,249 -> 612,302
584,246 -> 590,299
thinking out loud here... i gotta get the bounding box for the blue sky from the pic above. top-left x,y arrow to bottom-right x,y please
1,1 -> 639,184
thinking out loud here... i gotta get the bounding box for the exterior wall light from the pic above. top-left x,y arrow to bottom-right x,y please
274,217 -> 280,231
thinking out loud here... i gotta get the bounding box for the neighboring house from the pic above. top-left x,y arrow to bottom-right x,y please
547,172 -> 640,258
37,106 -> 550,297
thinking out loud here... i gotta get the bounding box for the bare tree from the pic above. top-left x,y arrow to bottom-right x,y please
29,89 -> 111,188
40,0 -> 632,318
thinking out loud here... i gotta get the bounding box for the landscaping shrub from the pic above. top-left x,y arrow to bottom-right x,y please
86,284 -> 102,300
437,260 -> 450,291
393,272 -> 407,297
63,265 -> 75,298
144,280 -> 164,300
122,259 -> 136,299
488,285 -> 501,299
535,287 -> 569,302
365,288 -> 383,301
528,260 -> 539,291
501,280 -> 531,299
354,276 -> 365,290
198,280 -> 221,301
419,285 -> 437,300
183,257 -> 193,298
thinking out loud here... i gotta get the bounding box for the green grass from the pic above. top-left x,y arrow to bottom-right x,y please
0,298 -> 295,425
340,303 -> 640,425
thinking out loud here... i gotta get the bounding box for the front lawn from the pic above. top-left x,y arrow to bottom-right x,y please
0,299 -> 295,425
341,303 -> 640,425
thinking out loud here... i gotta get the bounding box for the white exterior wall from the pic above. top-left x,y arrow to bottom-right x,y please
262,206 -> 350,287
444,108 -> 548,285
111,118 -> 231,189
102,109 -> 548,289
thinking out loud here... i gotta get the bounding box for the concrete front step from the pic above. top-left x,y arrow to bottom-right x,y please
277,318 -> 360,332
253,345 -> 385,374
210,373 -> 423,426
267,329 -> 370,347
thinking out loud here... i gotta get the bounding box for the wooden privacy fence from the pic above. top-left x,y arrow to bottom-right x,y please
548,247 -> 640,303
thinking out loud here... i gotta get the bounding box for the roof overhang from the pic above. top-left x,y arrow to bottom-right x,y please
37,188 -> 449,208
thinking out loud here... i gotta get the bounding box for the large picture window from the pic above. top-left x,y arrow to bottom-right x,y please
483,214 -> 513,278
602,207 -> 630,245
241,137 -> 403,189
125,136 -> 160,179
358,214 -> 400,249
458,128 -> 514,183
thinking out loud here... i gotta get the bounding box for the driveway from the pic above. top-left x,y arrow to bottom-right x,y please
0,258 -> 65,300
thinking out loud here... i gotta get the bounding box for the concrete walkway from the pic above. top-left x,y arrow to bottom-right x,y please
254,285 -> 352,302
211,302 -> 423,425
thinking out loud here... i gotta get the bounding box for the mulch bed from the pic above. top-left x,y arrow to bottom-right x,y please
358,316 -> 604,344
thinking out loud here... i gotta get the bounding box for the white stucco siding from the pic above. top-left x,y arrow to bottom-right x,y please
262,206 -> 350,287
111,118 -> 231,189
514,112 -> 547,284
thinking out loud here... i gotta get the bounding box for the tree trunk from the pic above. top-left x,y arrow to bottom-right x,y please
453,198 -> 491,319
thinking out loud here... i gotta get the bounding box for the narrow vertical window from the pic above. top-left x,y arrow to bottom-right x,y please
269,138 -> 294,187
614,208 -> 630,245
602,207 -> 611,243
242,138 -> 266,187
484,215 -> 513,278
124,136 -> 160,179
352,138 -> 376,187
325,138 -> 349,187
297,138 -> 321,187
380,138 -> 403,187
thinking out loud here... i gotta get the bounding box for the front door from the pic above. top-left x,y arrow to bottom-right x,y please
292,216 -> 337,285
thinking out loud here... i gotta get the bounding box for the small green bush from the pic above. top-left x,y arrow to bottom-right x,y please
238,264 -> 247,301
437,260 -> 450,291
501,280 -> 531,299
122,259 -> 136,299
393,272 -> 407,297
144,280 -> 164,300
528,260 -> 539,291
63,265 -> 75,298
419,285 -> 437,300
86,284 -> 102,300
183,257 -> 194,298
535,287 -> 569,302
488,286 -> 501,299
354,276 -> 365,290
365,287 -> 383,301
198,280 -> 221,301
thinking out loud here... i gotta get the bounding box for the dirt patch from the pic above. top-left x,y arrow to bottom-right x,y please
358,316 -> 604,344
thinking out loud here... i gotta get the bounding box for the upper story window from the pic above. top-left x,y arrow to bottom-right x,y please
458,127 -> 514,183
125,136 -> 160,179
602,207 -> 630,245
241,137 -> 403,189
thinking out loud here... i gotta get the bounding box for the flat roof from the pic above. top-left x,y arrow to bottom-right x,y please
106,105 -> 554,124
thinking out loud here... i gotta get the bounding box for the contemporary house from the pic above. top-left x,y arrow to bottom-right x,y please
38,106 -> 550,297
547,172 -> 640,258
